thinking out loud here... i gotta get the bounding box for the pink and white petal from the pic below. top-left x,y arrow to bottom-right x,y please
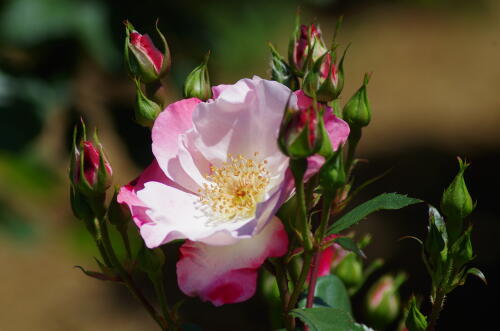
192,77 -> 295,170
136,181 -> 263,247
152,97 -> 201,176
324,111 -> 350,151
118,160 -> 173,228
211,84 -> 232,98
294,90 -> 350,151
176,217 -> 288,306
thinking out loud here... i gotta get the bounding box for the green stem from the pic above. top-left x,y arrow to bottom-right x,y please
97,218 -> 167,330
290,159 -> 313,252
306,197 -> 333,308
287,251 -> 313,312
346,127 -> 361,175
274,261 -> 294,331
426,291 -> 446,331
120,229 -> 133,260
152,275 -> 176,330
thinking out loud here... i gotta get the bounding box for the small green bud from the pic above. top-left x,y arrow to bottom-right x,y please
365,273 -> 407,329
319,150 -> 346,196
269,43 -> 298,90
183,51 -> 212,101
405,296 -> 427,331
343,73 -> 372,129
440,157 -> 474,241
134,78 -> 162,127
335,252 -> 363,288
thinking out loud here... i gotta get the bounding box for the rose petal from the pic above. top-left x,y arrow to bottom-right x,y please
176,217 -> 288,306
152,98 -> 205,192
192,76 -> 293,172
295,90 -> 350,151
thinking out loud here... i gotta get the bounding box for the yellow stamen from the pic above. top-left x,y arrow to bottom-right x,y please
199,153 -> 270,224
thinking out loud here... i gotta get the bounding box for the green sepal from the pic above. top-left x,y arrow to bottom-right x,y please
342,73 -> 372,129
134,78 -> 162,127
183,51 -> 212,101
424,206 -> 448,279
440,157 -> 474,242
405,296 -> 427,331
269,43 -> 299,90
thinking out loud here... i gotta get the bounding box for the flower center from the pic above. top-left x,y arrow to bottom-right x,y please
199,153 -> 271,224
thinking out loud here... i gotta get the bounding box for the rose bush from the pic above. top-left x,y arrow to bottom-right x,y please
118,76 -> 349,305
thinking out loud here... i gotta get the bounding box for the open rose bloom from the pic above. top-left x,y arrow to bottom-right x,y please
119,76 -> 349,306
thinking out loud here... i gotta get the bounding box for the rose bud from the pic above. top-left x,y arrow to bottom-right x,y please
405,296 -> 428,331
319,149 -> 346,196
70,122 -> 113,199
134,78 -> 162,127
440,157 -> 474,242
334,252 -> 363,289
278,101 -> 323,159
288,21 -> 328,75
269,43 -> 299,90
343,73 -> 372,129
364,273 -> 407,329
316,48 -> 347,102
124,20 -> 171,83
183,51 -> 212,101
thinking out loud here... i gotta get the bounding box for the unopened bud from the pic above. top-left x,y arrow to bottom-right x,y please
269,43 -> 298,90
405,296 -> 427,331
319,150 -> 346,196
183,51 -> 212,101
70,123 -> 112,197
278,100 -> 323,159
343,73 -> 372,129
365,273 -> 407,329
124,20 -> 171,83
441,157 -> 474,241
134,78 -> 162,127
289,21 -> 328,75
335,252 -> 363,288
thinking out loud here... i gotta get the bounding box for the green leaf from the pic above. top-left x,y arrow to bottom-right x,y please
299,275 -> 352,314
290,307 -> 356,331
328,193 -> 422,235
463,267 -> 487,285
334,237 -> 366,259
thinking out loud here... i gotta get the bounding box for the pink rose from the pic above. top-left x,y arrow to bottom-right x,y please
118,77 -> 349,306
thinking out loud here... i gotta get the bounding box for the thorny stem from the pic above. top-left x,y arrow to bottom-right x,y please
306,197 -> 333,309
96,217 -> 167,330
274,260 -> 294,331
426,291 -> 446,331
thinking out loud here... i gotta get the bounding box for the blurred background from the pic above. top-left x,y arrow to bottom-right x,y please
1,0 -> 499,330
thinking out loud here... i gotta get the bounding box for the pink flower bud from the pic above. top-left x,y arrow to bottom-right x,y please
72,141 -> 112,189
125,21 -> 171,83
278,102 -> 322,159
289,23 -> 328,74
130,31 -> 164,75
